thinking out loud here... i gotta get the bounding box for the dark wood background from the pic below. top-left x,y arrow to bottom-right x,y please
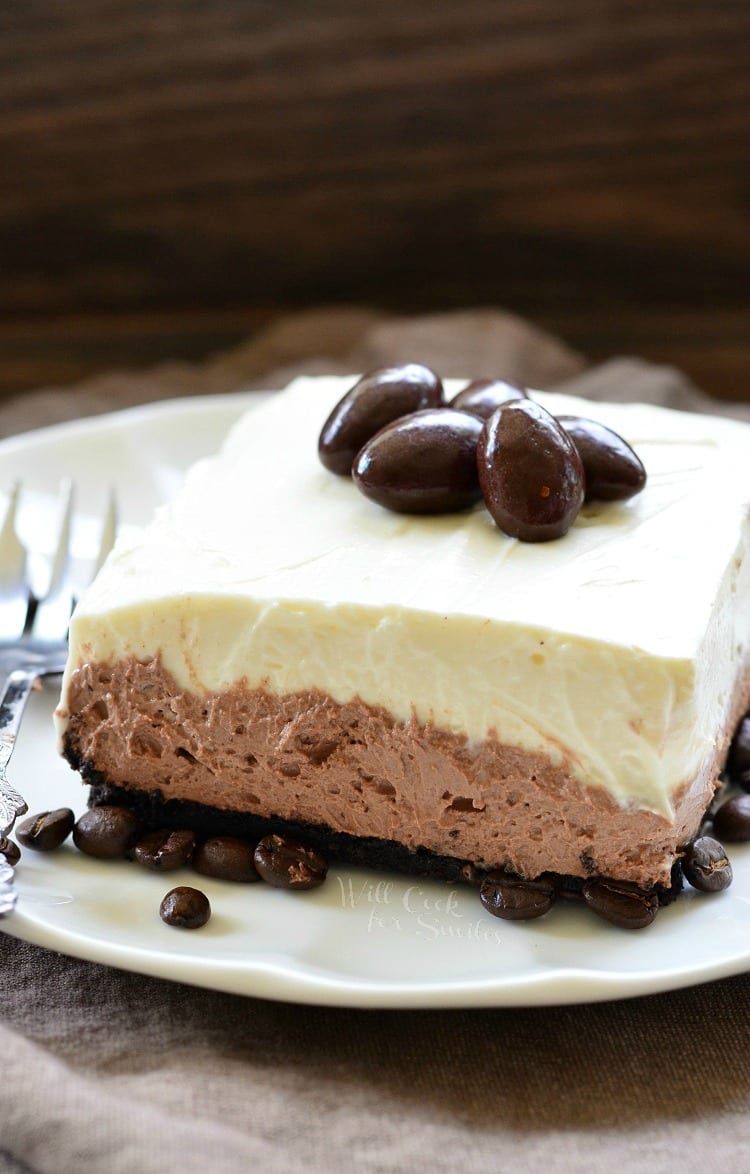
1,0 -> 748,399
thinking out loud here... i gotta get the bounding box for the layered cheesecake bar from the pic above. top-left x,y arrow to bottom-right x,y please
56,377 -> 750,890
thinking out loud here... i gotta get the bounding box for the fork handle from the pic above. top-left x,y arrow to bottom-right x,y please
0,667 -> 36,837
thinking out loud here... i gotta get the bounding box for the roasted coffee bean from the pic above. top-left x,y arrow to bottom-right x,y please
449,379 -> 527,420
582,878 -> 659,929
134,829 -> 196,872
726,714 -> 750,791
193,836 -> 260,883
712,794 -> 750,842
73,806 -> 139,859
353,408 -> 483,514
159,886 -> 211,929
479,872 -> 555,920
681,836 -> 733,892
254,834 -> 328,890
16,808 -> 75,852
318,364 -> 444,476
477,399 -> 585,541
557,416 -> 647,502
0,837 -> 20,867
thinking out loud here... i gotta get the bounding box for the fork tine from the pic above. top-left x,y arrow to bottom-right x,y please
29,481 -> 76,643
95,488 -> 118,576
0,484 -> 29,639
44,478 -> 74,599
0,483 -> 27,593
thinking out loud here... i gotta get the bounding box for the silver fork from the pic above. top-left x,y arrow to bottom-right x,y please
0,483 -> 116,917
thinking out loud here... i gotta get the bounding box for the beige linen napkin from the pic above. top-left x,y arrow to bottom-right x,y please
1,309 -> 749,1174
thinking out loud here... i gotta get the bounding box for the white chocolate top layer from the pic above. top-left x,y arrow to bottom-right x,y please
58,377 -> 750,818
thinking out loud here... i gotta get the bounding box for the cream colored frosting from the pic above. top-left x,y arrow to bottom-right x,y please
57,377 -> 750,819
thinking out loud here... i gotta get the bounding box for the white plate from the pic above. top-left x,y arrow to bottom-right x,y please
2,394 -> 749,1008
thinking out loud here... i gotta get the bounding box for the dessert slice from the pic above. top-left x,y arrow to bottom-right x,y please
56,377 -> 750,891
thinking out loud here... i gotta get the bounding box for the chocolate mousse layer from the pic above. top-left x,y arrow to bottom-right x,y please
60,656 -> 723,888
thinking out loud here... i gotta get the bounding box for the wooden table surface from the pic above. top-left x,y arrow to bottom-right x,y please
1,0 -> 748,400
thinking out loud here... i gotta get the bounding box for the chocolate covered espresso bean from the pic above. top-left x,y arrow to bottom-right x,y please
477,399 -> 585,541
193,836 -> 260,883
449,378 -> 527,420
681,836 -> 733,892
557,416 -> 647,502
479,872 -> 555,920
73,806 -> 139,859
318,364 -> 444,475
160,886 -> 211,929
16,808 -> 75,852
254,834 -> 328,890
712,794 -> 750,842
353,408 -> 483,514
